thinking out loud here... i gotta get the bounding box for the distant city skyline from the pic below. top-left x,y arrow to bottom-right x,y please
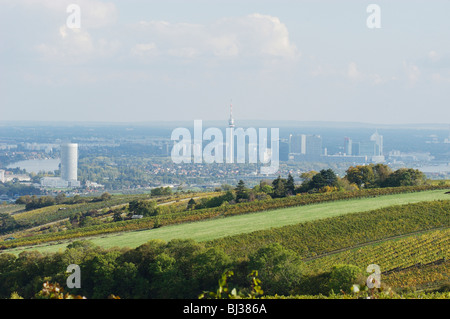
1,0 -> 450,124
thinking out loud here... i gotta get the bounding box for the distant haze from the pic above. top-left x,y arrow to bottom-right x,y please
1,0 -> 450,124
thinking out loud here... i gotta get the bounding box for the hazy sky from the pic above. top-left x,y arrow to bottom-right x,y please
1,0 -> 450,124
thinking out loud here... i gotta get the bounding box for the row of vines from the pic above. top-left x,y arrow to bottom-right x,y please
206,200 -> 450,259
2,186 -> 449,250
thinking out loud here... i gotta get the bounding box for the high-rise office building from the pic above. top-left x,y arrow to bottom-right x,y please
352,142 -> 360,156
279,140 -> 289,161
305,135 -> 322,157
40,143 -> 80,188
289,134 -> 306,154
344,137 -> 352,156
359,141 -> 377,156
289,134 -> 322,160
61,143 -> 78,182
370,130 -> 383,156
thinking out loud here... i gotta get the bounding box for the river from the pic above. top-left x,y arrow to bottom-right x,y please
7,158 -> 60,173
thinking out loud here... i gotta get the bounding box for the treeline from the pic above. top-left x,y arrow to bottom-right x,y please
0,239 -> 287,299
0,239 -> 405,299
0,181 -> 41,197
0,200 -> 449,299
15,186 -> 172,212
345,164 -> 427,189
295,164 -> 427,195
15,192 -> 113,211
203,165 -> 429,204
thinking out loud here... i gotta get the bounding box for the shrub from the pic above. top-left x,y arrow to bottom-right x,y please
328,264 -> 364,294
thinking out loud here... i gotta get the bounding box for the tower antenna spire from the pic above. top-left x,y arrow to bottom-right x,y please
228,99 -> 235,127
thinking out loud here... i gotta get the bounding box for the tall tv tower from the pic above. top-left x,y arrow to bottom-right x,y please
227,100 -> 235,163
228,99 -> 235,128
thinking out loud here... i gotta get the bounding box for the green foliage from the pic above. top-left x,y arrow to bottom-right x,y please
298,169 -> 338,193
195,191 -> 236,209
199,270 -> 264,299
0,182 -> 41,197
0,206 -> 449,299
345,166 -> 375,188
328,264 -> 364,294
248,243 -> 305,296
271,176 -> 287,198
286,174 -> 296,196
151,187 -> 172,196
199,270 -> 237,299
24,195 -> 56,211
129,199 -> 157,217
100,192 -> 112,201
187,198 -> 196,210
235,180 -> 249,202
384,168 -> 427,187
346,165 -> 427,189
0,212 -> 19,234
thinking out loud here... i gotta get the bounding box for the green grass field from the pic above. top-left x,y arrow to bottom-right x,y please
7,189 -> 449,255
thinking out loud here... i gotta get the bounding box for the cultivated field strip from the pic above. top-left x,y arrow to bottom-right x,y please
304,228 -> 450,274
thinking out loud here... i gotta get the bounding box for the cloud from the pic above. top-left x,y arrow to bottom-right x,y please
344,62 -> 389,85
131,13 -> 300,61
347,62 -> 361,80
130,43 -> 159,58
35,25 -> 120,63
403,62 -> 421,85
3,0 -> 119,64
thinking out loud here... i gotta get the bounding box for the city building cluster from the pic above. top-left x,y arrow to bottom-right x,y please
288,130 -> 385,164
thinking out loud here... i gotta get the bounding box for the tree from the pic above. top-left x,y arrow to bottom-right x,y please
112,210 -> 123,222
235,180 -> 249,202
345,166 -> 375,188
384,168 -> 426,187
129,200 -> 157,217
298,169 -> 339,193
221,184 -> 234,191
248,243 -> 305,295
15,195 -> 31,205
69,212 -> 85,227
271,176 -> 287,198
285,173 -> 296,196
309,169 -> 338,190
300,171 -> 318,183
0,213 -> 18,233
372,164 -> 392,187
55,193 -> 66,204
186,198 -> 196,210
100,192 -> 112,201
151,187 -> 172,196
254,180 -> 273,194
298,171 -> 318,193
328,264 -> 364,294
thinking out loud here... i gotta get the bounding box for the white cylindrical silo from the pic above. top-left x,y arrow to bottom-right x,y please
60,143 -> 78,181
